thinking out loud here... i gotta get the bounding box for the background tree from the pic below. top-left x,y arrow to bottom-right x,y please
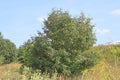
0,32 -> 17,64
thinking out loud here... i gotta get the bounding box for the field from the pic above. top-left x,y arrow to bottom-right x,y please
0,58 -> 120,80
0,44 -> 120,80
0,63 -> 22,79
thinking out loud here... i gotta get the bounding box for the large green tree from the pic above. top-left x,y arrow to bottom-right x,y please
20,9 -> 97,76
44,9 -> 96,75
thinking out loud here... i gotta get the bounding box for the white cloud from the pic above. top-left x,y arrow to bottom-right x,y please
114,40 -> 120,44
95,27 -> 110,35
111,9 -> 120,15
37,16 -> 47,22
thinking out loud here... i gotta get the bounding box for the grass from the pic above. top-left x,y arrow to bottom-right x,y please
0,63 -> 57,80
81,59 -> 120,80
0,57 -> 120,80
0,60 -> 120,80
0,62 -> 22,79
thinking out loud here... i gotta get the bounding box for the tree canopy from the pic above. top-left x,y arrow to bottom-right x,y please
19,9 -> 97,76
44,10 -> 96,51
0,32 -> 17,64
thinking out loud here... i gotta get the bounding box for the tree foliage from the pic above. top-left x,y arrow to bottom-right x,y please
0,32 -> 17,64
19,9 -> 97,76
44,10 -> 96,51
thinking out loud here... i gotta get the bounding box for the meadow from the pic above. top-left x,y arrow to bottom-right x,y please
0,44 -> 120,80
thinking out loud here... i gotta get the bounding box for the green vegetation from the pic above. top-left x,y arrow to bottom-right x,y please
18,9 -> 97,77
0,9 -> 120,80
1,44 -> 120,80
0,32 -> 17,64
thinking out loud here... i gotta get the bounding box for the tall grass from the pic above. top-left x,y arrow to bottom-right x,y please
0,58 -> 120,80
81,57 -> 120,80
0,50 -> 120,80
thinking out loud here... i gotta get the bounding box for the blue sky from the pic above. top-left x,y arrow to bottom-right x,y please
0,0 -> 120,47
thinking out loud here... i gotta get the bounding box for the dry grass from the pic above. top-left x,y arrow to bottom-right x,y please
81,59 -> 120,80
0,60 -> 120,80
0,63 -> 22,79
